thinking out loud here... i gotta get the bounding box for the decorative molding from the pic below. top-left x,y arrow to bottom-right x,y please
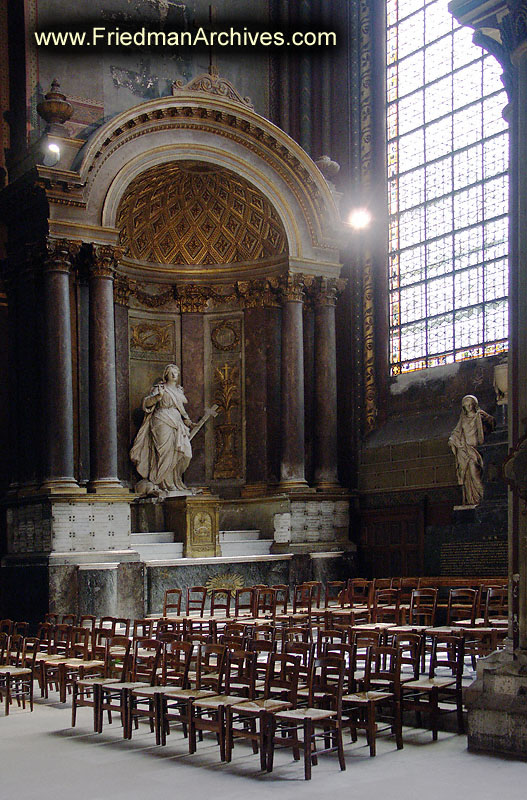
44,238 -> 80,274
172,69 -> 254,110
279,272 -> 308,303
236,277 -> 282,308
130,320 -> 174,354
213,361 -> 243,480
114,274 -> 132,307
359,0 -> 377,434
90,244 -> 122,279
131,281 -> 174,308
210,318 -> 242,352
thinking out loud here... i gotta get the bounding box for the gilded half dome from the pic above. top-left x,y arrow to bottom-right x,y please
116,161 -> 288,267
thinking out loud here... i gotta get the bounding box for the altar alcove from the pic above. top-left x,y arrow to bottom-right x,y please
0,71 -> 353,619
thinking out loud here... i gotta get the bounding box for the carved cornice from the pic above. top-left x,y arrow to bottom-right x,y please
236,277 -> 281,308
43,238 -> 81,274
90,244 -> 122,280
176,284 -> 214,313
172,69 -> 254,110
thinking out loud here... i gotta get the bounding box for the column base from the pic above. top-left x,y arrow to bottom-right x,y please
313,480 -> 345,492
465,647 -> 527,758
241,482 -> 269,498
88,479 -> 130,495
40,479 -> 86,495
278,479 -> 312,493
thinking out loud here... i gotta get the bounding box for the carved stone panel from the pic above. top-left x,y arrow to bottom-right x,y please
205,314 -> 245,484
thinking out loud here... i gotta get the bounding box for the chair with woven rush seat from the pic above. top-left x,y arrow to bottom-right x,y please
163,588 -> 182,617
130,640 -> 193,745
158,642 -> 226,747
72,635 -> 131,732
0,636 -> 39,715
342,644 -> 403,757
190,647 -> 258,760
210,588 -> 232,618
225,651 -> 301,769
265,654 -> 347,780
99,637 -> 162,739
234,587 -> 256,619
401,632 -> 465,740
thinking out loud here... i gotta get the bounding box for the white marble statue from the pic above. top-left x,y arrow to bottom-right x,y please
448,394 -> 495,507
130,364 -> 195,496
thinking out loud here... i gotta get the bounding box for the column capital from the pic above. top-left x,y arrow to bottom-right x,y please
43,238 -> 81,274
113,273 -> 132,307
309,276 -> 347,308
90,244 -> 123,279
279,273 -> 308,303
236,278 -> 281,309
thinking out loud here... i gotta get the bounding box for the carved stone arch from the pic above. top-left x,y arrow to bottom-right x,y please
72,83 -> 342,274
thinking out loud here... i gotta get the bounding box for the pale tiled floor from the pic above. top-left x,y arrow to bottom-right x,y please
1,691 -> 525,800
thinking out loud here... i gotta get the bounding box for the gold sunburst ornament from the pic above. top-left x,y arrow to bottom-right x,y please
205,572 -> 245,595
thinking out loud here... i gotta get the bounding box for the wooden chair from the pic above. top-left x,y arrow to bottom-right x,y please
210,588 -> 232,617
254,587 -> 277,620
79,615 -> 97,632
347,578 -> 373,608
132,619 -> 154,641
447,588 -> 479,627
266,655 -> 347,780
187,586 -> 207,617
272,585 -> 290,615
190,648 -> 258,760
158,643 -> 226,746
484,586 -> 508,626
401,632 -> 465,739
130,640 -> 193,745
99,638 -> 163,739
58,626 -> 104,703
372,588 -> 402,624
72,635 -> 131,732
342,644 -> 403,757
163,588 -> 182,617
225,652 -> 301,769
0,636 -> 39,715
325,581 -> 347,607
0,619 -> 14,636
234,587 -> 255,619
409,589 -> 438,626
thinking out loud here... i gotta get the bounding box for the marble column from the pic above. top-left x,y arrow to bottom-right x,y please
313,278 -> 340,489
243,302 -> 268,496
41,239 -> 81,492
88,245 -> 123,492
279,274 -> 308,490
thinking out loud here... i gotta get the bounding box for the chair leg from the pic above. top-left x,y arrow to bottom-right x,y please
367,703 -> 376,757
336,722 -> 346,771
456,691 -> 465,734
304,719 -> 313,780
431,688 -> 439,741
72,683 -> 78,727
394,700 -> 403,750
266,715 -> 276,773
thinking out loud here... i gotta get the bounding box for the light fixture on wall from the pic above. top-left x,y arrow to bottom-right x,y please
347,207 -> 372,230
42,141 -> 61,167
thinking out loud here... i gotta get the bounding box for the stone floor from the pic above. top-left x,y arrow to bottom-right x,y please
1,693 -> 525,800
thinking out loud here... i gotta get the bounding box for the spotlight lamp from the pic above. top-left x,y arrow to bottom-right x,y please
347,208 -> 372,230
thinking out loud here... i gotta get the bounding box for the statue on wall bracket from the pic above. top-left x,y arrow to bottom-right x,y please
130,363 -> 218,498
448,394 -> 495,507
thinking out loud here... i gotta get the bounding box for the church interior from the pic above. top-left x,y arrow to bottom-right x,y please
0,0 -> 526,780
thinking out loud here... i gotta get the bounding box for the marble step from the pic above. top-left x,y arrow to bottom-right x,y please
131,531 -> 174,544
219,530 -> 261,541
133,542 -> 184,561
220,540 -> 273,557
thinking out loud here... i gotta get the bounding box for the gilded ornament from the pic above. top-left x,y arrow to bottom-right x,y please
205,572 -> 245,594
130,321 -> 173,353
210,319 -> 241,352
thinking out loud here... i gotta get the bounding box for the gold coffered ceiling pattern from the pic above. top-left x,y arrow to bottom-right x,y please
117,161 -> 287,266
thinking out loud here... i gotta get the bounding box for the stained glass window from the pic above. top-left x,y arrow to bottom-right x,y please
387,0 -> 509,375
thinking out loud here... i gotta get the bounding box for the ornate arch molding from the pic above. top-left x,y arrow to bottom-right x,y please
65,77 -> 342,273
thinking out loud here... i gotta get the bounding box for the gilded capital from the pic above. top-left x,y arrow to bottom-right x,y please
176,284 -> 213,313
236,278 -> 281,308
279,273 -> 306,304
113,274 -> 132,307
90,244 -> 122,279
311,277 -> 346,308
44,238 -> 80,274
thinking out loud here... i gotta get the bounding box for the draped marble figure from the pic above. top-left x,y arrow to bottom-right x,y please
448,394 -> 495,506
130,364 -> 195,494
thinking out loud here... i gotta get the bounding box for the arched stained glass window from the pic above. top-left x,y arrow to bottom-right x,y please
387,0 -> 509,375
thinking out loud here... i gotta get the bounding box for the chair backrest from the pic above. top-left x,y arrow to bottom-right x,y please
373,588 -> 400,623
484,586 -> 508,624
429,633 -> 464,686
409,588 -> 438,626
92,627 -> 113,659
163,588 -> 182,617
316,627 -> 348,657
21,637 -> 40,670
13,621 -> 29,636
364,645 -> 402,694
254,587 -> 277,620
162,640 -> 192,687
281,625 -> 311,644
62,613 -> 76,626
0,619 -> 14,635
210,588 -> 232,617
292,584 -> 316,616
221,634 -> 246,652
157,618 -> 185,637
132,618 -> 154,641
264,652 -> 301,705
104,635 -> 132,680
400,577 -> 419,604
347,578 -> 372,607
7,633 -> 24,666
79,615 -> 97,632
393,632 -> 422,680
100,616 -> 117,633
272,585 -> 289,615
115,618 -> 131,637
44,613 -> 58,626
234,587 -> 255,617
324,642 -> 356,694
0,632 -> 8,663
187,586 -> 207,617
225,648 -> 257,698
53,624 -> 72,656
196,643 -> 227,693
447,588 -> 478,625
69,626 -> 91,660
223,622 -> 250,640
308,655 -> 345,711
325,581 -> 347,607
251,622 -> 277,643
129,638 -> 163,685
36,622 -> 55,653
